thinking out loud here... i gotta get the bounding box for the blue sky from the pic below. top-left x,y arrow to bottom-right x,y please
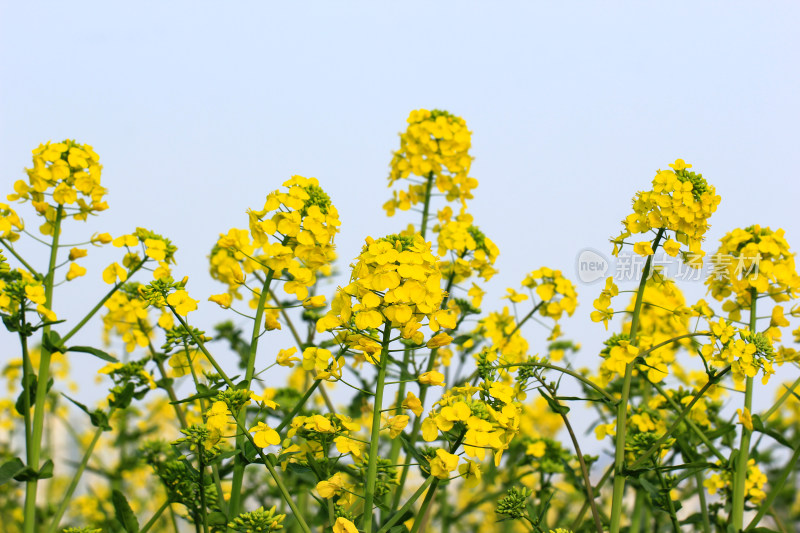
2,2 -> 800,420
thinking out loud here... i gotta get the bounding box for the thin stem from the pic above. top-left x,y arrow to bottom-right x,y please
609,227 -> 664,533
24,205 -> 63,533
229,268 -> 275,517
141,322 -> 189,429
409,433 -> 465,533
762,374 -> 800,421
60,259 -> 146,346
276,380 -> 320,433
496,361 -> 616,404
45,422 -> 107,533
171,311 -> 234,388
570,464 -> 613,531
732,289 -> 757,531
630,368 -> 730,470
376,476 -> 434,533
383,346 -> 412,517
232,419 -> 312,533
362,324 -> 392,533
19,307 -> 33,450
0,237 -> 42,278
680,445 -> 712,533
140,500 -> 171,533
555,394 -> 603,533
198,451 -> 209,533
655,468 -> 681,533
268,288 -> 336,414
419,171 -> 434,239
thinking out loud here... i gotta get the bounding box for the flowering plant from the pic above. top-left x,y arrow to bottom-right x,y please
2,115 -> 800,533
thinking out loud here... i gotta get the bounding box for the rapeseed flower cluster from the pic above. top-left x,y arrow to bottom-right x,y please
521,267 -> 578,321
595,275 -> 692,385
421,384 -> 520,469
9,140 -> 108,234
209,175 -> 340,308
704,459 -> 768,505
706,225 -> 800,320
317,233 -> 453,351
436,208 -> 499,283
614,159 -> 721,264
384,109 -> 476,216
701,320 -> 777,384
0,268 -> 58,322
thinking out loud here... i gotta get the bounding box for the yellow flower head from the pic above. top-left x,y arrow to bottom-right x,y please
706,225 -> 800,321
317,233 -> 446,350
436,210 -> 499,282
521,267 -> 578,321
11,140 -> 108,232
613,160 -> 720,264
210,176 -> 339,304
385,109 -> 477,216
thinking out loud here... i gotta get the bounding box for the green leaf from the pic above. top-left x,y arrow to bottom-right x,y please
170,386 -> 219,405
37,459 -> 53,480
751,414 -> 793,449
11,459 -> 52,482
14,373 -> 36,415
11,466 -> 39,482
208,511 -> 228,527
42,330 -> 63,352
0,458 -> 25,485
15,375 -> 52,415
67,345 -> 117,363
538,389 -> 569,414
62,393 -> 111,430
110,382 -> 136,409
112,489 -> 140,533
285,462 -> 313,475
398,433 -> 427,466
155,377 -> 174,389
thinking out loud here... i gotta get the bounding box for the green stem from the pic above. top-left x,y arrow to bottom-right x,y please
19,307 -> 33,449
0,237 -> 42,278
232,419 -> 312,533
762,375 -> 800,421
363,324 -> 392,533
569,465 -> 613,532
198,451 -> 209,533
556,394 -> 604,533
630,368 -> 730,469
655,468 -> 680,533
377,476 -> 434,533
732,290 -> 758,531
383,346 -> 412,517
229,269 -> 276,518
140,500 -> 171,533
24,205 -> 63,533
629,491 -> 644,533
268,288 -> 336,413
45,421 -> 108,533
609,228 -> 664,533
681,445 -> 712,533
171,311 -> 234,388
142,323 -> 189,429
415,433 -> 466,533
419,171 -> 434,239
276,380 -> 320,433
497,361 -> 616,404
59,260 -> 145,345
